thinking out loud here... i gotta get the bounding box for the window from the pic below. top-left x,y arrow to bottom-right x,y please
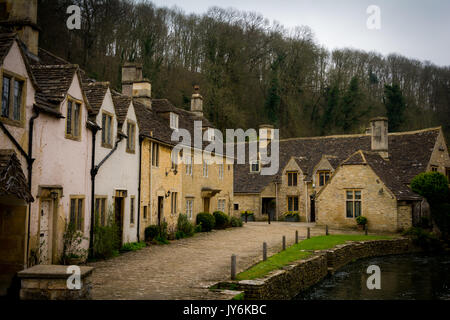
69,196 -> 85,231
346,190 -> 362,218
287,196 -> 299,212
152,143 -> 159,167
219,164 -> 224,179
171,192 -> 178,215
186,199 -> 194,219
143,205 -> 148,220
101,112 -> 113,148
203,159 -> 208,177
431,166 -> 438,172
186,155 -> 193,176
95,196 -> 107,226
218,199 -> 226,212
234,203 -> 239,211
318,171 -> 331,186
170,112 -> 179,130
66,98 -> 82,140
1,72 -> 25,125
130,196 -> 135,224
287,172 -> 298,186
126,121 -> 136,153
250,161 -> 260,173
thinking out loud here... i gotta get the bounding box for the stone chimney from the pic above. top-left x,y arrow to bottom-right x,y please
121,62 -> 152,109
191,85 -> 203,117
259,124 -> 274,150
370,117 -> 389,158
0,0 -> 39,56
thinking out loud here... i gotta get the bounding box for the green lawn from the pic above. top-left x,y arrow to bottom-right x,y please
235,234 -> 393,280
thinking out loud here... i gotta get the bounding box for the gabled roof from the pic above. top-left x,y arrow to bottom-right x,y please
0,32 -> 15,64
111,90 -> 132,127
83,81 -> 109,115
30,64 -> 79,101
234,128 -> 441,195
0,150 -> 33,203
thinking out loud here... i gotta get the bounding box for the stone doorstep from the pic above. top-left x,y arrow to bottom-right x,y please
17,265 -> 94,279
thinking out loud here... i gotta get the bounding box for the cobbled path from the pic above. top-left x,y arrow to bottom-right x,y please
88,222 -> 361,300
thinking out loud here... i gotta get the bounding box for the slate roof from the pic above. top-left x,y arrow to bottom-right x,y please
0,32 -> 15,64
234,128 -> 441,198
111,90 -> 132,127
83,81 -> 109,115
30,64 -> 79,101
0,150 -> 34,203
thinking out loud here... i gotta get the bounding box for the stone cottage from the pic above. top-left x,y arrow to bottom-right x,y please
233,118 -> 450,231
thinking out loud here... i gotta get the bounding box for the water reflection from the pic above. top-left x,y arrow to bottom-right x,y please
296,254 -> 450,300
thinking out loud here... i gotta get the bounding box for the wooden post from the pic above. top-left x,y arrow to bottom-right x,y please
282,236 -> 286,251
307,227 -> 310,239
326,225 -> 329,236
295,230 -> 298,244
231,254 -> 236,280
263,242 -> 267,261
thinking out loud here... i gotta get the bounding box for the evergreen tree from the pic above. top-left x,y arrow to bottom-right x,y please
383,83 -> 406,132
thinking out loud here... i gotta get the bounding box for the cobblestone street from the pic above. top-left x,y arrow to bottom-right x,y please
88,222 -> 363,300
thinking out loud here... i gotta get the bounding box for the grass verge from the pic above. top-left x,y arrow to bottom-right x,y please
235,234 -> 393,280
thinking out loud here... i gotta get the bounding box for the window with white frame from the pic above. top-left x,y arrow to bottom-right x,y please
186,155 -> 193,175
203,159 -> 209,177
185,199 -> 194,219
170,112 -> 179,130
171,192 -> 178,215
218,199 -> 226,212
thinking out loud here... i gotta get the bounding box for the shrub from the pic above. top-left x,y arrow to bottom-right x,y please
61,222 -> 88,264
402,227 -> 440,250
196,212 -> 215,232
145,222 -> 169,244
194,223 -> 202,233
230,216 -> 243,227
145,225 -> 159,241
356,216 -> 368,225
177,214 -> 195,238
213,211 -> 230,229
411,172 -> 449,204
92,207 -> 120,260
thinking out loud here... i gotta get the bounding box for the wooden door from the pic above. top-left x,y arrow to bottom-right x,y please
115,197 -> 124,245
157,196 -> 164,226
203,197 -> 210,213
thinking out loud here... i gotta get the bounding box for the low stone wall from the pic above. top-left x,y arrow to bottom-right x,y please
17,265 -> 94,300
232,238 -> 419,300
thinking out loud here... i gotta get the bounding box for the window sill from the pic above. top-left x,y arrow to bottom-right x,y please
126,149 -> 136,154
0,117 -> 24,128
65,134 -> 81,142
101,143 -> 113,149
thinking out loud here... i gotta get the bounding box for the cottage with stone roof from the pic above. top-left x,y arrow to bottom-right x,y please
233,118 -> 450,231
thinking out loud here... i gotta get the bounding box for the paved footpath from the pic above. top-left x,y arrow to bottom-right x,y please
88,222 -> 361,300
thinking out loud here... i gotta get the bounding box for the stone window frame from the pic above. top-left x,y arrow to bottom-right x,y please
130,196 -> 135,225
287,171 -> 298,186
185,155 -> 193,176
171,191 -> 178,215
65,96 -> 83,141
101,110 -> 114,149
126,120 -> 136,154
143,205 -> 148,220
218,163 -> 224,179
318,170 -> 331,186
185,198 -> 194,219
217,198 -> 226,212
169,112 -> 179,130
430,165 -> 438,172
69,195 -> 85,232
234,203 -> 239,211
0,68 -> 27,128
345,190 -> 362,219
94,195 -> 108,226
287,196 -> 299,212
203,159 -> 209,177
151,142 -> 159,167
250,160 -> 260,173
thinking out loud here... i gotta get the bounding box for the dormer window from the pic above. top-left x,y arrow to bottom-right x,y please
250,161 -> 260,173
101,111 -> 113,148
1,72 -> 25,126
170,112 -> 178,130
318,170 -> 331,186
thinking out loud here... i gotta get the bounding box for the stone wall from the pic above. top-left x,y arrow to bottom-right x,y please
231,238 -> 419,300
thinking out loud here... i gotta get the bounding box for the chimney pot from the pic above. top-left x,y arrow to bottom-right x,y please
370,117 -> 389,158
191,85 -> 203,117
122,63 -> 151,109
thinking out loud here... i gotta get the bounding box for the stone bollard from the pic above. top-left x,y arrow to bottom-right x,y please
295,230 -> 298,244
307,227 -> 310,239
231,254 -> 237,280
263,242 -> 267,261
326,225 -> 329,236
282,236 -> 286,251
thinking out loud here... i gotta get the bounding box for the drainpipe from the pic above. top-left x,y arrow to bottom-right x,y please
25,109 -> 39,266
88,127 -> 126,257
136,136 -> 143,242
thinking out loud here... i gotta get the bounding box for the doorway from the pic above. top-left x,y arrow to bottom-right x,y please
310,196 -> 316,222
262,198 -> 276,221
115,197 -> 124,245
157,196 -> 164,226
203,197 -> 210,213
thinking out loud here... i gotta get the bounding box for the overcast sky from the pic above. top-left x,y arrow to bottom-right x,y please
149,0 -> 450,67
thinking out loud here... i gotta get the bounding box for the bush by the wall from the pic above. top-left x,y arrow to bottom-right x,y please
177,213 -> 195,238
213,211 -> 230,229
145,222 -> 169,244
196,212 -> 215,232
230,216 -> 243,227
145,225 -> 159,241
92,208 -> 120,260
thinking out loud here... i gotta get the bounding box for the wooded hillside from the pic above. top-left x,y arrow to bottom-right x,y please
37,0 -> 450,140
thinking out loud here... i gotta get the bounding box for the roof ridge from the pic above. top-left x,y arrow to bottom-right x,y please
31,63 -> 79,69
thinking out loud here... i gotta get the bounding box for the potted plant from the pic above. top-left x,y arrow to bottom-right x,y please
284,211 -> 300,222
356,216 -> 368,231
